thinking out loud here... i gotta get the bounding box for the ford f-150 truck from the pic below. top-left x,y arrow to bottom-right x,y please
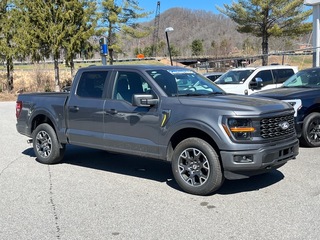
214,65 -> 298,95
16,65 -> 299,195
252,67 -> 320,148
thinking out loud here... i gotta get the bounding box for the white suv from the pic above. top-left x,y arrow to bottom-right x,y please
215,65 -> 298,95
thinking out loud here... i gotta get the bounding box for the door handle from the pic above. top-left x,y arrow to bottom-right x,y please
69,106 -> 79,112
106,109 -> 118,114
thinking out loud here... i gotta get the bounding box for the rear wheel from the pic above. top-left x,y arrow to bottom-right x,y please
171,138 -> 223,195
300,113 -> 320,147
32,123 -> 65,164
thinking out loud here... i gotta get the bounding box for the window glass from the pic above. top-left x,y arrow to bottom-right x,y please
113,71 -> 151,102
215,69 -> 254,84
273,69 -> 295,84
254,70 -> 273,86
146,69 -> 224,96
76,71 -> 108,98
284,68 -> 320,87
206,75 -> 220,81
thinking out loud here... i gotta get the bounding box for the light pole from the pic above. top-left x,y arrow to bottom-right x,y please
304,0 -> 320,67
165,27 -> 174,66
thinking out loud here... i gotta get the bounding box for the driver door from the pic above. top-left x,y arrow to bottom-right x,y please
103,70 -> 161,158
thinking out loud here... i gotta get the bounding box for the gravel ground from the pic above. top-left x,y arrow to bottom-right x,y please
1,101 -> 320,240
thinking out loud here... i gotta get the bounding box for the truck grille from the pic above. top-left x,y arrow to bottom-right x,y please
260,114 -> 295,139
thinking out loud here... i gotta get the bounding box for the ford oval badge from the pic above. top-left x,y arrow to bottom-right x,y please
279,121 -> 290,130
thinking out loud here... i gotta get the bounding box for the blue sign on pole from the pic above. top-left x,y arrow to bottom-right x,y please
101,44 -> 108,55
99,37 -> 108,56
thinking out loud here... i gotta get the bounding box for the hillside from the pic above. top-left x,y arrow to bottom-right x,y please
122,7 -> 310,58
122,8 -> 245,57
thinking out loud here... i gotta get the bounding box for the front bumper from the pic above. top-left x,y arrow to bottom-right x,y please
220,137 -> 299,180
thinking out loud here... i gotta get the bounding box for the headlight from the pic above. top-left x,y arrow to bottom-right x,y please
283,99 -> 302,117
223,118 -> 255,140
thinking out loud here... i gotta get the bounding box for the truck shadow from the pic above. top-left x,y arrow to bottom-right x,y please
217,171 -> 284,195
22,145 -> 285,195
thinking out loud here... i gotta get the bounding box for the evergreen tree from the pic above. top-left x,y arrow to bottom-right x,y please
99,0 -> 151,64
142,46 -> 152,57
217,0 -> 312,65
170,44 -> 181,57
62,1 -> 98,77
22,0 -> 96,91
191,39 -> 204,56
0,1 -> 25,91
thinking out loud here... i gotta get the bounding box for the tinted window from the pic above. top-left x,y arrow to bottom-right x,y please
254,70 -> 273,86
273,69 -> 295,84
113,71 -> 151,102
147,70 -> 178,96
76,71 -> 108,98
205,74 -> 222,81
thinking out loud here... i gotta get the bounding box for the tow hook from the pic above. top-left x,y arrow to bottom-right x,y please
27,139 -> 33,144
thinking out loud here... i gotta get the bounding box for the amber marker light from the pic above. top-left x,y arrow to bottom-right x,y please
230,127 -> 255,132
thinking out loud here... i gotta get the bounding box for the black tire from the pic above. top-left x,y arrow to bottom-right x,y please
300,112 -> 320,148
32,123 -> 65,164
171,137 -> 223,195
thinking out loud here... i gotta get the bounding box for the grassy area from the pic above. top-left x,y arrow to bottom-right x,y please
287,55 -> 312,70
253,55 -> 312,70
4,55 -> 313,71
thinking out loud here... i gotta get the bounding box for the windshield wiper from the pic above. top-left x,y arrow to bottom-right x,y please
176,91 -> 226,97
206,92 -> 225,96
176,93 -> 205,97
216,82 -> 239,84
283,85 -> 314,88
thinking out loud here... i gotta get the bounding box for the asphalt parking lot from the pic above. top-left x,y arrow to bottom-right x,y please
1,101 -> 319,240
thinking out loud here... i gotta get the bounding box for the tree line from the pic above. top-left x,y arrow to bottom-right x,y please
0,0 -> 151,91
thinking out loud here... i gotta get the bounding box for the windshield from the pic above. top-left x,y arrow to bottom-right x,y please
283,68 -> 320,88
146,69 -> 225,96
215,69 -> 254,84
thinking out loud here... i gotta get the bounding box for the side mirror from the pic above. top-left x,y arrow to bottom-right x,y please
132,94 -> 158,107
249,77 -> 263,90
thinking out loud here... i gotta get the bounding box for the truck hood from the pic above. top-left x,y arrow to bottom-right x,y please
252,87 -> 320,100
177,94 -> 292,115
216,84 -> 244,94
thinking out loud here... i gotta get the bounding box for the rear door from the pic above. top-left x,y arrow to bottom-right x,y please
103,69 -> 161,158
66,70 -> 109,149
273,68 -> 296,85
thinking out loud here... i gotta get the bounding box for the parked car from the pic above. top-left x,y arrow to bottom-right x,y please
252,67 -> 320,147
215,65 -> 298,95
203,72 -> 224,81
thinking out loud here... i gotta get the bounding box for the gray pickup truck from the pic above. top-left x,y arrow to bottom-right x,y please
16,65 -> 299,195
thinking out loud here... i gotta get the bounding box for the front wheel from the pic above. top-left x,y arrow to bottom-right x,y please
32,123 -> 65,164
171,138 -> 223,195
300,113 -> 320,147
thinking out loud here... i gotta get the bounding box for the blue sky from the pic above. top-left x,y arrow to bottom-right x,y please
138,0 -> 313,22
139,0 -> 230,21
